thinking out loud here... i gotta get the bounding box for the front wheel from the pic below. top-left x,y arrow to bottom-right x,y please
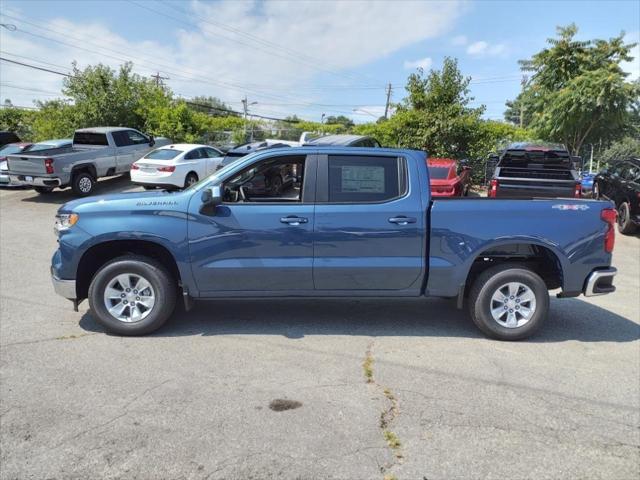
618,202 -> 637,235
88,256 -> 177,335
468,264 -> 549,340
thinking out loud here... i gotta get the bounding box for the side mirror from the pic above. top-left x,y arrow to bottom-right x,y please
201,185 -> 222,206
148,134 -> 155,147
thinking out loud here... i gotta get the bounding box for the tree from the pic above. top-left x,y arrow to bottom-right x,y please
598,136 -> 640,165
62,61 -> 164,130
325,115 -> 354,128
0,106 -> 36,140
516,24 -> 639,155
392,57 -> 485,157
188,96 -> 236,116
504,93 -> 534,128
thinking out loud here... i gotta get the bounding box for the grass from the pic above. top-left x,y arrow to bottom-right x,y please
363,352 -> 374,383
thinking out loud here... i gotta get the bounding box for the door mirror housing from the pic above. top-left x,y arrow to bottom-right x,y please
201,185 -> 222,206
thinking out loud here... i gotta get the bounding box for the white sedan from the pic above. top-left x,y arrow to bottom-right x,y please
131,144 -> 224,189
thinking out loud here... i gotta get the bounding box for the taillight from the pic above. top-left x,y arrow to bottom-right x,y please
601,208 -> 616,253
488,179 -> 498,198
131,163 -> 140,170
574,182 -> 581,198
44,158 -> 54,174
157,166 -> 176,172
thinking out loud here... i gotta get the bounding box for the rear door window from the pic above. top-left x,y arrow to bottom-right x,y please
74,132 -> 109,146
144,149 -> 182,160
326,155 -> 405,203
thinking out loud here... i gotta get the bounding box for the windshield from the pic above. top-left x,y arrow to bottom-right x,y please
144,149 -> 183,160
0,144 -> 26,155
428,166 -> 451,179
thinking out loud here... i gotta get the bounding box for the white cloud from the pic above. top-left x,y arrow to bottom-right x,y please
452,35 -> 467,46
466,40 -> 507,57
0,0 -> 465,119
403,57 -> 433,71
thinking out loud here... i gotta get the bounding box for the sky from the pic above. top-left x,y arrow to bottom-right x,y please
0,0 -> 638,124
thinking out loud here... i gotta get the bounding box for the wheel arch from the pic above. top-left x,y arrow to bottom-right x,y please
463,238 -> 567,295
76,239 -> 182,300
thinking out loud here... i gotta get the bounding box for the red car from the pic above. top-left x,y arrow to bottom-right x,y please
427,158 -> 471,197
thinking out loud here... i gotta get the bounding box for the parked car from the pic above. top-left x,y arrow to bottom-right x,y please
427,158 -> 471,197
51,146 -> 617,340
131,144 -> 224,189
305,134 -> 381,147
0,139 -> 72,186
220,141 -> 293,169
488,143 -> 581,198
580,172 -> 596,198
593,158 -> 640,234
0,131 -> 20,147
7,127 -> 170,196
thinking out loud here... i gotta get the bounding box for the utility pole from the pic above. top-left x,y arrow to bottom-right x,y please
242,96 -> 248,141
150,72 -> 169,87
589,143 -> 594,174
519,75 -> 528,128
384,82 -> 393,119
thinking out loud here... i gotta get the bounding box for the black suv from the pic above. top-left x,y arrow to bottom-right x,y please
594,158 -> 640,234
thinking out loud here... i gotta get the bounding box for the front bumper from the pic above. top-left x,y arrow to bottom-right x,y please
583,267 -> 617,297
9,175 -> 62,187
51,268 -> 76,300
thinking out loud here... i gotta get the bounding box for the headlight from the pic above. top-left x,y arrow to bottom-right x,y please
54,213 -> 79,235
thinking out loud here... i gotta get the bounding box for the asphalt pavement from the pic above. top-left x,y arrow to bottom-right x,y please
1,178 -> 638,480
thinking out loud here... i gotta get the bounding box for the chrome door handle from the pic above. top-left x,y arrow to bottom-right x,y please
280,216 -> 308,225
388,216 -> 416,225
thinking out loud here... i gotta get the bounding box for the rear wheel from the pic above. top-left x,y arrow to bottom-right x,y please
34,186 -> 54,194
468,264 -> 549,340
184,172 -> 199,188
71,171 -> 95,196
617,202 -> 637,235
88,256 -> 177,335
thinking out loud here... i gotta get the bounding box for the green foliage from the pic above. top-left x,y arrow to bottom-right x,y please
325,115 -> 354,128
31,100 -> 79,141
188,96 -> 236,116
517,24 -> 639,154
0,107 -> 36,140
598,136 -> 640,165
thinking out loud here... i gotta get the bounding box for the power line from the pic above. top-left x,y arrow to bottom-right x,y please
0,56 -> 72,77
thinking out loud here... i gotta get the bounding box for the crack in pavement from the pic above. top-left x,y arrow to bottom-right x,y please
363,340 -> 404,479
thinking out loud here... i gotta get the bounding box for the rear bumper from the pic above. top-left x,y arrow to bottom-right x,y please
9,175 -> 63,187
583,267 -> 617,297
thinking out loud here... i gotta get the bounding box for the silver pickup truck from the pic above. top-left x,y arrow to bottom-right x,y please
7,127 -> 170,196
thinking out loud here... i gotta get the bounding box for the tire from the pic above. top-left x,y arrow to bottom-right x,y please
34,186 -> 54,194
184,172 -> 199,188
88,255 -> 177,335
468,263 -> 549,341
617,202 -> 637,235
71,171 -> 95,196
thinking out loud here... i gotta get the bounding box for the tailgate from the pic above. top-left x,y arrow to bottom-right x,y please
7,154 -> 48,175
497,178 -> 577,198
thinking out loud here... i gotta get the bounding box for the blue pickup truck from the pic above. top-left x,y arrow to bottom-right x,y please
51,147 -> 618,340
